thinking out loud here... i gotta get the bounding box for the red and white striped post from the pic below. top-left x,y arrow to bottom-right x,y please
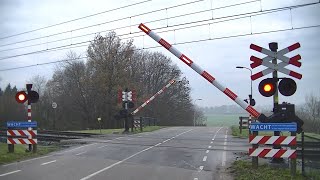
26,84 -> 37,153
131,79 -> 176,115
27,101 -> 32,151
138,23 -> 263,119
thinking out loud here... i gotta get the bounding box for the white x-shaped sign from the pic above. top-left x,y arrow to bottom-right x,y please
250,43 -> 302,80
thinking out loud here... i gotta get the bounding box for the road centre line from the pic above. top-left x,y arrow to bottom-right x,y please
222,132 -> 228,166
198,166 -> 204,172
208,145 -> 212,148
41,160 -> 56,166
206,150 -> 209,153
76,151 -> 87,156
97,145 -> 108,149
0,170 -> 21,177
80,129 -> 193,180
57,143 -> 98,154
203,156 -> 207,162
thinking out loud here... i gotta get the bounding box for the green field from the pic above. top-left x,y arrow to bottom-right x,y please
205,114 -> 247,127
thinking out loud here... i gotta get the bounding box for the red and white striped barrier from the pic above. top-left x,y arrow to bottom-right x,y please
7,138 -> 37,144
138,23 -> 261,119
131,79 -> 176,115
249,148 -> 296,159
249,135 -> 296,145
250,43 -> 302,80
7,130 -> 37,137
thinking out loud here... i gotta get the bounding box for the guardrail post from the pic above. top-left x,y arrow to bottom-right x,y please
301,131 -> 305,176
291,131 -> 297,177
252,130 -> 258,168
140,117 -> 143,132
8,144 -> 14,153
131,116 -> 133,132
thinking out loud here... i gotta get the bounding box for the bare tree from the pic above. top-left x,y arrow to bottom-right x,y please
27,75 -> 47,96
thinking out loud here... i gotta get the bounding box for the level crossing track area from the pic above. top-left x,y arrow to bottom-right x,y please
0,127 -> 245,180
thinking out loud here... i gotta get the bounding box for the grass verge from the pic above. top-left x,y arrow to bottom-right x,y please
71,126 -> 164,134
230,160 -> 307,180
0,143 -> 59,165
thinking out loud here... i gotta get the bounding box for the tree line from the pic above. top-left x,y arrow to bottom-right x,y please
1,32 -> 201,130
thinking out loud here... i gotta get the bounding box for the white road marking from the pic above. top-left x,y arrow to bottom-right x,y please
76,151 -> 87,156
210,141 -> 213,144
41,160 -> 56,166
212,138 -> 214,140
2,155 -> 53,167
203,156 -> 207,162
0,170 -> 21,177
57,143 -> 98,154
198,166 -> 204,172
80,129 -> 193,180
97,145 -> 108,149
222,133 -> 228,166
137,136 -> 142,137
206,150 -> 209,153
194,178 -> 199,180
208,146 -> 212,148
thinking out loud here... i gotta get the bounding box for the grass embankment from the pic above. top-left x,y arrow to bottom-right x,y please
72,126 -> 164,134
231,160 -> 308,180
231,125 -> 319,141
0,143 -> 59,165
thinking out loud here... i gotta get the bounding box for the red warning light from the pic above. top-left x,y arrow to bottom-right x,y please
15,91 -> 27,103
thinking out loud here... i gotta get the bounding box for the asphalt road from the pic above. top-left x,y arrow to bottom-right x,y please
0,127 -> 248,180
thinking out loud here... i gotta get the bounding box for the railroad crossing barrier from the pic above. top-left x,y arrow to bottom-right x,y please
6,121 -> 38,153
249,122 -> 297,177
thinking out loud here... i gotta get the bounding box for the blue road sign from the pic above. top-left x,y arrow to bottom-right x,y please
249,123 -> 297,132
6,121 -> 37,128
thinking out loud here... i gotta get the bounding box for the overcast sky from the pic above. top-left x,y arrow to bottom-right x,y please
0,0 -> 319,108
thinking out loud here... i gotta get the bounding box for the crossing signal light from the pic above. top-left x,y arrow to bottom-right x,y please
15,90 -> 39,104
259,78 -> 276,97
122,91 -> 127,101
278,78 -> 296,96
127,91 -> 132,101
15,91 -> 28,103
259,78 -> 297,97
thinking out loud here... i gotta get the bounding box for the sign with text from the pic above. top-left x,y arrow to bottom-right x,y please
7,121 -> 37,128
249,123 -> 297,132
